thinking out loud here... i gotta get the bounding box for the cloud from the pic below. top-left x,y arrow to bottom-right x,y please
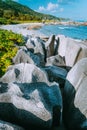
59,8 -> 64,12
38,6 -> 45,11
38,2 -> 65,14
38,2 -> 59,12
58,0 -> 78,4
47,2 -> 58,11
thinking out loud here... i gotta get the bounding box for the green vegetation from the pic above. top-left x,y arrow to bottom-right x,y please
0,29 -> 25,77
0,0 -> 64,24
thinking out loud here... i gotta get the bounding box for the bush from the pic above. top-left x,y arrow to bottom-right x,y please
0,29 -> 25,77
0,17 -> 7,24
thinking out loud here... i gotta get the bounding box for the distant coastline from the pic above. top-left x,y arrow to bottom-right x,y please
44,20 -> 87,26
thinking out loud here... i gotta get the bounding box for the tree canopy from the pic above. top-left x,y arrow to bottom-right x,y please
0,0 -> 64,24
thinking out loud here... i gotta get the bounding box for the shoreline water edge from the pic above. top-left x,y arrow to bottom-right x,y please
0,22 -> 87,40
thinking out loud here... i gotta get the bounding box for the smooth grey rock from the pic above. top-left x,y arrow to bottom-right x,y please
0,120 -> 24,130
63,58 -> 87,130
0,63 -> 56,86
0,82 -> 62,129
28,51 -> 45,67
26,36 -> 46,60
43,66 -> 67,88
54,37 -> 59,55
57,35 -> 87,67
26,38 -> 35,51
66,57 -> 87,89
13,49 -> 45,66
56,35 -> 67,58
75,41 -> 87,62
45,35 -> 55,57
18,46 -> 27,51
46,55 -> 65,67
33,37 -> 45,55
65,38 -> 81,67
13,49 -> 34,64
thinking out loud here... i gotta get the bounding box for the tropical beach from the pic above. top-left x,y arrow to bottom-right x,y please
0,0 -> 87,130
1,21 -> 87,40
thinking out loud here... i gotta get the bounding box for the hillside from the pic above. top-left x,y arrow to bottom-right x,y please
0,0 -> 63,24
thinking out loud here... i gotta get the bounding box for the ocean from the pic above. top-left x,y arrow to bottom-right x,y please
39,24 -> 87,40
0,24 -> 87,40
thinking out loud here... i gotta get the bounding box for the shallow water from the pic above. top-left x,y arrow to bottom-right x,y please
39,24 -> 87,40
1,24 -> 87,40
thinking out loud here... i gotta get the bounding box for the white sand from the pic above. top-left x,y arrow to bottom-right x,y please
0,23 -> 46,37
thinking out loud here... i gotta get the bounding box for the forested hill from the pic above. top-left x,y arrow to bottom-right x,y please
0,0 -> 63,24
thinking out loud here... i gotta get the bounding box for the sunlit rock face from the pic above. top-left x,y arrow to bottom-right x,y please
0,82 -> 62,129
63,58 -> 87,130
56,35 -> 87,67
13,49 -> 45,67
46,55 -> 65,67
0,63 -> 50,84
45,34 -> 55,57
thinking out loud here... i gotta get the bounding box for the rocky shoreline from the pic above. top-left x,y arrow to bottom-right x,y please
0,25 -> 87,130
47,21 -> 87,26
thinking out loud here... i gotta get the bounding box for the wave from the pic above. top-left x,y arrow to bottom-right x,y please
39,25 -> 87,40
58,26 -> 69,30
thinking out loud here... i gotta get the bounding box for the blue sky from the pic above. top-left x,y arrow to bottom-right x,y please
14,0 -> 87,21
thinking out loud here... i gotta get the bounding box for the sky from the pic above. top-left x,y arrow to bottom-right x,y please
14,0 -> 87,21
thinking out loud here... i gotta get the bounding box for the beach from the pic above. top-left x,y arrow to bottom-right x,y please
0,22 -> 87,40
0,23 -> 46,37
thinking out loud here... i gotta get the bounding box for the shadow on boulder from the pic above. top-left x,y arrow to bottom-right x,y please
63,58 -> 87,130
0,82 -> 62,130
43,66 -> 67,88
63,80 -> 87,130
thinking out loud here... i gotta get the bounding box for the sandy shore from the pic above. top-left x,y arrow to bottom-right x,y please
0,23 -> 46,38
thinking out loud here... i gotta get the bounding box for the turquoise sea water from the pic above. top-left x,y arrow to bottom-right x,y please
39,24 -> 87,40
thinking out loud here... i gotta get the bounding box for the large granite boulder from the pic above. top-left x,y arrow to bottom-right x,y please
26,36 -> 46,61
25,37 -> 35,51
57,35 -> 87,67
0,120 -> 24,130
63,58 -> 87,130
13,49 -> 34,64
45,35 -> 55,57
65,38 -> 81,67
43,66 -> 67,88
75,40 -> 87,62
13,49 -> 45,66
0,82 -> 62,129
46,55 -> 65,67
56,35 -> 67,58
0,63 -> 51,85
